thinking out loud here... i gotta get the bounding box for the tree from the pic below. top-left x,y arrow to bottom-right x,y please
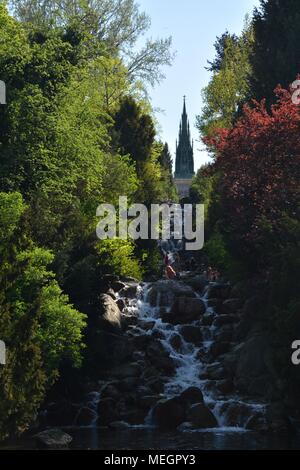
113,96 -> 155,168
197,20 -> 253,139
0,192 -> 86,440
10,0 -> 174,86
205,83 -> 300,270
250,0 -> 300,106
158,142 -> 173,175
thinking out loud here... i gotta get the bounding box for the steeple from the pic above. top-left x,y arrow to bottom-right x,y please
174,96 -> 195,179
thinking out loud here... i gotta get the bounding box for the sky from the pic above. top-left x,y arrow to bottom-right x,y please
137,0 -> 261,172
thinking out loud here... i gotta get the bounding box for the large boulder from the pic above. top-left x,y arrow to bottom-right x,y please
110,362 -> 142,379
180,325 -> 202,344
75,406 -> 97,426
180,274 -> 208,293
222,298 -> 243,314
90,331 -> 133,372
98,294 -> 122,332
162,297 -> 205,325
186,403 -> 218,428
97,397 -> 119,425
153,397 -> 185,429
34,429 -> 73,449
147,280 -> 196,308
179,387 -> 204,405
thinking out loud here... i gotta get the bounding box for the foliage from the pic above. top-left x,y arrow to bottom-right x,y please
0,192 -> 86,440
96,238 -> 143,280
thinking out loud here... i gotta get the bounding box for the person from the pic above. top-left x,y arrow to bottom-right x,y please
164,251 -> 169,266
166,264 -> 177,280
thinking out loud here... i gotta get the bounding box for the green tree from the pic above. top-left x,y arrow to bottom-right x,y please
197,20 -> 253,138
250,0 -> 300,106
0,192 -> 86,440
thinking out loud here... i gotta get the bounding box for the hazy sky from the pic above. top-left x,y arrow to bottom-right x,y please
138,0 -> 261,172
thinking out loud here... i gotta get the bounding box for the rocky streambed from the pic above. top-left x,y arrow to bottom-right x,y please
29,267 -> 298,451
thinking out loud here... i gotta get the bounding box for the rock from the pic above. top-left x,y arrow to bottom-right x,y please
116,377 -> 140,392
216,379 -> 234,395
163,297 -> 205,325
98,294 -> 122,332
139,320 -> 156,331
182,274 -> 208,293
221,402 -> 251,427
234,334 -> 273,396
147,280 -> 196,307
45,401 -> 79,426
214,325 -> 233,343
151,329 -> 165,340
91,331 -> 133,371
202,313 -> 214,326
146,377 -> 165,394
119,276 -> 139,284
132,334 -> 153,349
116,298 -> 126,311
109,421 -> 130,429
246,413 -> 267,432
119,284 -> 138,299
153,397 -> 185,429
179,387 -> 204,405
207,298 -> 223,313
186,403 -> 218,428
222,298 -> 242,314
101,383 -> 122,401
106,288 -> 117,300
111,281 -> 127,292
180,325 -> 202,344
120,407 -> 147,425
111,363 -> 142,379
205,363 -> 227,380
170,333 -> 182,351
75,407 -> 96,426
213,315 -> 238,327
210,341 -> 231,359
139,395 -> 160,409
34,429 -> 73,449
97,398 -> 119,425
207,283 -> 231,300
266,403 -> 292,434
146,340 -> 169,362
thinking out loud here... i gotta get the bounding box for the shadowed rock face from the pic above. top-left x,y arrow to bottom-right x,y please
147,280 -> 196,307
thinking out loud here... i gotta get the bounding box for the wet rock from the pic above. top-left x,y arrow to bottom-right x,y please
210,341 -> 231,359
139,395 -> 161,409
213,315 -> 238,327
214,325 -> 233,343
111,362 -> 142,379
202,313 -> 214,326
101,383 -> 122,401
106,288 -> 117,300
119,284 -> 139,299
186,403 -> 218,428
120,408 -> 147,425
207,283 -> 231,300
153,397 -> 185,429
246,413 -> 267,432
34,429 -> 73,449
221,402 -> 251,427
116,298 -> 126,311
147,280 -> 196,307
163,297 -> 205,324
179,387 -> 204,405
170,333 -> 182,351
216,379 -> 234,395
146,377 -> 165,394
222,298 -> 243,314
180,325 -> 202,345
116,377 -> 140,392
111,281 -> 127,292
181,274 -> 208,293
205,362 -> 227,380
207,298 -> 223,313
151,329 -> 165,340
75,406 -> 96,426
98,294 -> 122,332
97,398 -> 119,425
139,320 -> 156,331
132,334 -> 153,349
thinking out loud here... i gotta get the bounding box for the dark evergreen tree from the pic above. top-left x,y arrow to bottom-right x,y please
206,31 -> 239,72
114,96 -> 155,167
250,0 -> 300,106
158,142 -> 173,175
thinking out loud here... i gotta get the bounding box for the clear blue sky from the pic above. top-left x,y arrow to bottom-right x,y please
138,0 -> 261,172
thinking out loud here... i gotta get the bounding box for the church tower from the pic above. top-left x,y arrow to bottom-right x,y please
174,97 -> 195,198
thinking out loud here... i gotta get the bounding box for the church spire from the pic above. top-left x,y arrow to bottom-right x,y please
174,96 -> 195,179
